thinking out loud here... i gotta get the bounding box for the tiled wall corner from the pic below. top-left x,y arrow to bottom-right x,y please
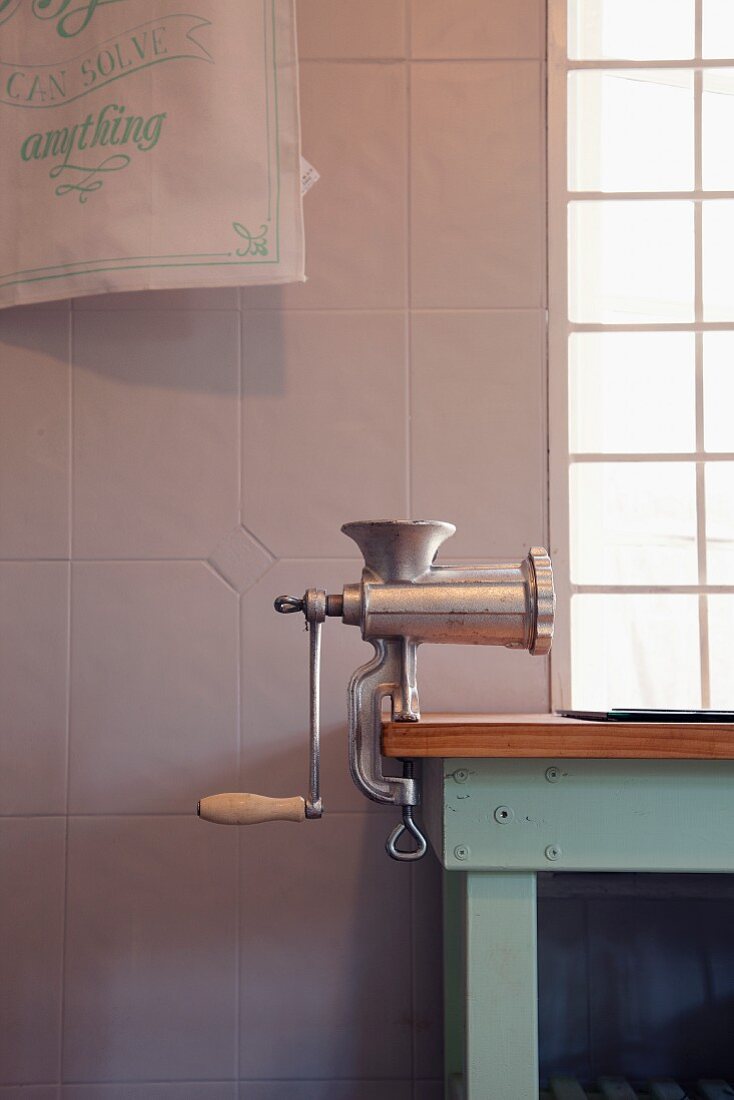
68,561 -> 239,814
241,310 -> 409,556
0,562 -> 69,815
240,60 -> 408,311
0,818 -> 66,1084
410,0 -> 543,60
410,309 -> 546,557
238,815 -> 413,1079
72,310 -> 240,559
0,308 -> 70,559
62,817 -> 238,1083
0,0 -> 549,1093
410,61 -> 545,309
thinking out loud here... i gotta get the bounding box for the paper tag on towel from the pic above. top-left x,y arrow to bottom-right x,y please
300,157 -> 321,196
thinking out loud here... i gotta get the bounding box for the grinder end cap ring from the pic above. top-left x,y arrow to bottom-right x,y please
528,547 -> 555,656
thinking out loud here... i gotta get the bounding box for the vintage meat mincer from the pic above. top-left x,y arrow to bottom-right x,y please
198,520 -> 555,861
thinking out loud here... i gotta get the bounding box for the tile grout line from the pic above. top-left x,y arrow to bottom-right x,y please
542,0 -> 552,714
0,809 -> 400,820
70,306 -> 240,314
235,598 -> 242,1085
55,1076 -> 432,1085
239,522 -> 277,562
203,558 -> 241,597
237,294 -> 244,531
57,305 -> 75,1089
240,306 -> 547,313
405,0 -> 413,523
404,8 -> 419,1096
235,287 -> 244,1089
235,303 -> 243,1086
299,56 -> 545,64
68,305 -> 551,315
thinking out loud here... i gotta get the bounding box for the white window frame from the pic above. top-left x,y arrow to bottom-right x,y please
548,0 -> 734,710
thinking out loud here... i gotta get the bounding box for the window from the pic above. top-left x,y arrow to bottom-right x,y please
548,0 -> 734,709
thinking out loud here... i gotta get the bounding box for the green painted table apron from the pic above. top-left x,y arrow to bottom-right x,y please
422,756 -> 734,1100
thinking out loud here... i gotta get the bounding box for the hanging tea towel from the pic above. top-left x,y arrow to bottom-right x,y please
0,0 -> 304,307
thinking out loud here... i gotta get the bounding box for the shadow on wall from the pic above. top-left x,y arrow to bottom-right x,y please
7,725 -> 443,1082
0,290 -> 291,397
0,289 -> 447,1084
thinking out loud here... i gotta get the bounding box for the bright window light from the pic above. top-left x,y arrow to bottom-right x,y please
549,0 -> 734,709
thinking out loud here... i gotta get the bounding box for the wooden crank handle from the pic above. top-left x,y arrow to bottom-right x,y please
197,792 -> 306,825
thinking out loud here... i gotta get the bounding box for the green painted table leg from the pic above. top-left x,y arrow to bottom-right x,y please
464,871 -> 538,1100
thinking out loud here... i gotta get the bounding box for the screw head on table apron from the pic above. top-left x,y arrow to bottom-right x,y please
545,844 -> 562,861
494,805 -> 515,824
454,844 -> 470,861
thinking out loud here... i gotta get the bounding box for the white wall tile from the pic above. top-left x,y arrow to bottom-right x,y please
208,526 -> 274,595
72,311 -> 239,559
298,0 -> 407,58
242,311 -> 408,557
411,0 -> 543,59
11,298 -> 70,313
240,559 -> 386,813
417,642 -> 549,714
241,63 -> 407,309
0,1089 -> 59,1100
411,310 -> 546,557
238,814 -> 412,1079
0,308 -> 69,559
0,563 -> 68,815
63,817 -> 237,1083
73,289 -> 238,310
239,1086 -> 410,1100
69,563 -> 238,814
411,62 -> 544,308
0,818 -> 65,1084
63,1086 -> 235,1099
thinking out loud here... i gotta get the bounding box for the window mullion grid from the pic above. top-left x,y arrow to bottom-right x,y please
694,0 -> 711,707
571,321 -> 734,332
571,585 -> 734,596
571,190 -> 734,201
568,58 -> 734,69
563,10 -> 718,708
568,452 -> 734,463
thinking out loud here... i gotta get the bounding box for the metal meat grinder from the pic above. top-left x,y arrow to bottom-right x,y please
198,520 -> 555,861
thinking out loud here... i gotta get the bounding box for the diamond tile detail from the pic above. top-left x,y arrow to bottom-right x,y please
208,525 -> 274,594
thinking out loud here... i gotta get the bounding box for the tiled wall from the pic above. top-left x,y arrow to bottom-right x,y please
0,2 -> 548,1097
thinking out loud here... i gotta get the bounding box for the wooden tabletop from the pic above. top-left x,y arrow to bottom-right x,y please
381,712 -> 734,759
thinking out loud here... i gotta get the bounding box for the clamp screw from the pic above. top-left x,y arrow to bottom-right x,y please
545,844 -> 562,861
545,767 -> 561,783
454,844 -> 470,861
454,769 -> 469,784
494,805 -> 514,824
